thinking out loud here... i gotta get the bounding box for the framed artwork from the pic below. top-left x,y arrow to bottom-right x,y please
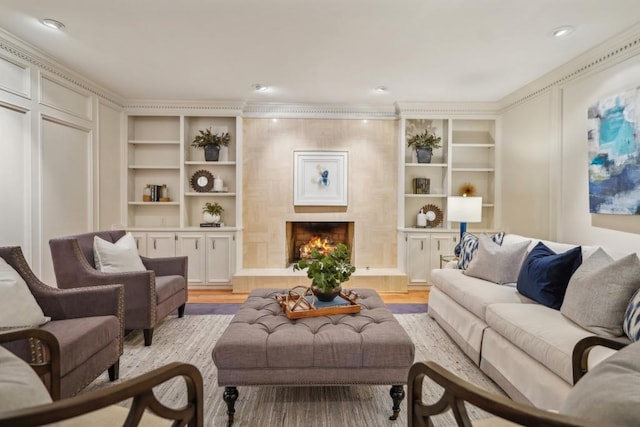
587,87 -> 640,214
293,151 -> 348,206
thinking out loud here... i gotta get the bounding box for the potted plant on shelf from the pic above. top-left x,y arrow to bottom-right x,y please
407,129 -> 442,163
191,128 -> 231,161
202,202 -> 224,224
292,243 -> 356,302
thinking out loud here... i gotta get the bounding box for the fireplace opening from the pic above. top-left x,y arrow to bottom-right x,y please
285,221 -> 354,266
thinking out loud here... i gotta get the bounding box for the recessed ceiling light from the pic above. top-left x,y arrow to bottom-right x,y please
41,19 -> 65,30
552,26 -> 574,38
374,86 -> 388,93
252,84 -> 269,92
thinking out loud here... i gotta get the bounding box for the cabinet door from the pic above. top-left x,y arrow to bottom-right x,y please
176,233 -> 206,285
405,234 -> 430,283
131,232 -> 147,256
430,233 -> 458,273
205,234 -> 233,284
146,232 -> 176,258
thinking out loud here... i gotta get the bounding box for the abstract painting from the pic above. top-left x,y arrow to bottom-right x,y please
293,151 -> 348,206
587,87 -> 640,214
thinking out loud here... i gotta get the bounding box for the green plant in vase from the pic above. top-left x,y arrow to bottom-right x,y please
202,202 -> 224,224
407,129 -> 442,163
191,128 -> 231,161
292,243 -> 356,302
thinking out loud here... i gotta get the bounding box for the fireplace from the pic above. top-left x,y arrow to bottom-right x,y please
285,221 -> 355,266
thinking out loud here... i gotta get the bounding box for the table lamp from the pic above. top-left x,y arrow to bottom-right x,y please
447,196 -> 482,256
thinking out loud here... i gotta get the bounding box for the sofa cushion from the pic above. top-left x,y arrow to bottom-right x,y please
430,269 -> 533,322
93,232 -> 146,273
516,242 -> 582,309
485,303 -> 596,384
40,316 -> 120,376
456,231 -> 505,270
464,235 -> 530,285
0,346 -> 52,412
0,258 -> 50,329
561,248 -> 640,337
624,288 -> 640,342
155,275 -> 186,304
560,341 -> 640,426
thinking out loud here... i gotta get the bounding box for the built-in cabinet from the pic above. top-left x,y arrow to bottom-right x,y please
133,230 -> 235,287
125,112 -> 242,288
404,232 -> 458,283
400,115 -> 498,286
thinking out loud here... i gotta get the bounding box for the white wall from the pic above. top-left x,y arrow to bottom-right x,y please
500,92 -> 555,239
560,54 -> 640,253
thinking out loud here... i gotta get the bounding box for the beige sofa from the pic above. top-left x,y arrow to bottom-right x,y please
428,234 -> 632,410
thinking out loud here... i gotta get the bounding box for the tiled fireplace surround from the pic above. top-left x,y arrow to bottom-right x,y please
232,118 -> 408,293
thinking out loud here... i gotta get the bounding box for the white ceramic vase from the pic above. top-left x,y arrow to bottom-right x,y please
203,212 -> 220,223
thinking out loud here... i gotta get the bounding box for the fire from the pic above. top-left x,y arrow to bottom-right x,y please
299,235 -> 337,259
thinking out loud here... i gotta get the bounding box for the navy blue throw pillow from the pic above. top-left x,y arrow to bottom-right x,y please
516,242 -> 582,309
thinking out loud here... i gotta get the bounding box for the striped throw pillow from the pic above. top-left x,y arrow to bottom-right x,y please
456,231 -> 505,270
624,288 -> 640,342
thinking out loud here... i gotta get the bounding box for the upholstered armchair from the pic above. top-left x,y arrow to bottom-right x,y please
49,230 -> 188,346
0,246 -> 123,400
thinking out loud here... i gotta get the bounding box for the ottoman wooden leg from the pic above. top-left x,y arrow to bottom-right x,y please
223,386 -> 239,426
389,384 -> 405,420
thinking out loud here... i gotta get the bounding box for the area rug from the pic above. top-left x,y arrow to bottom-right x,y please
85,313 -> 503,426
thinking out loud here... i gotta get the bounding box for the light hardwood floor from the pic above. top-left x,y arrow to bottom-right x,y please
188,289 -> 429,304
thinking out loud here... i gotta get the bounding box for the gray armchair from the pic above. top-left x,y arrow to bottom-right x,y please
0,246 -> 123,400
49,230 -> 188,346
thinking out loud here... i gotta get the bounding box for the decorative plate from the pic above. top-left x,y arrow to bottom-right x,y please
190,170 -> 214,192
422,204 -> 443,227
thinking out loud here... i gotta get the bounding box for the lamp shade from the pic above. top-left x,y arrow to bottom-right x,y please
447,196 -> 482,223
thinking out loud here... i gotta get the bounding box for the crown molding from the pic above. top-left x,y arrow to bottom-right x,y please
395,101 -> 500,117
0,28 -> 125,108
123,99 -> 245,116
498,22 -> 640,111
243,102 -> 397,119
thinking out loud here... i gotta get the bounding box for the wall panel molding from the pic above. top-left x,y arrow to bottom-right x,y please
39,72 -> 93,121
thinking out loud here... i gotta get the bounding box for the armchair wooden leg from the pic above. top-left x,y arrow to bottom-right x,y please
178,304 -> 186,318
108,360 -> 120,381
143,328 -> 154,346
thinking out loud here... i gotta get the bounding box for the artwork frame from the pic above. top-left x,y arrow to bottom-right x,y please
587,87 -> 640,214
293,151 -> 348,206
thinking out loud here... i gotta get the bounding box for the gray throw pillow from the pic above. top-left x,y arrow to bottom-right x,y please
561,248 -> 640,337
560,341 -> 640,426
464,234 -> 530,285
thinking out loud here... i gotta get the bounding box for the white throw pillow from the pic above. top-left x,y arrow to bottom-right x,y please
0,346 -> 52,412
0,258 -> 50,329
94,233 -> 146,273
464,234 -> 531,285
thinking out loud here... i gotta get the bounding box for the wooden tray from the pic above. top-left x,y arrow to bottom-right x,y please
276,292 -> 361,319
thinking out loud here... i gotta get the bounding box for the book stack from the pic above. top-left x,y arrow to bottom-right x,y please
200,222 -> 222,227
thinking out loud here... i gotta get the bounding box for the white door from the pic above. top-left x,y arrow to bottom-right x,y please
131,232 -> 148,256
405,234 -> 429,283
147,232 -> 175,258
176,233 -> 206,285
205,233 -> 233,284
430,233 -> 459,272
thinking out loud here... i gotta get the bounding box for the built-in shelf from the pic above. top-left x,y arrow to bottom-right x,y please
184,161 -> 236,166
184,192 -> 237,197
128,165 -> 180,170
128,140 -> 180,145
451,168 -> 495,172
451,143 -> 495,148
128,201 -> 180,206
405,163 -> 447,167
404,194 -> 447,198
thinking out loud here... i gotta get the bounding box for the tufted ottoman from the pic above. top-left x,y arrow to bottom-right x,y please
212,288 -> 415,425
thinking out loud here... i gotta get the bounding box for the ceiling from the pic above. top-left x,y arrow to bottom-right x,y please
1,0 -> 640,105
